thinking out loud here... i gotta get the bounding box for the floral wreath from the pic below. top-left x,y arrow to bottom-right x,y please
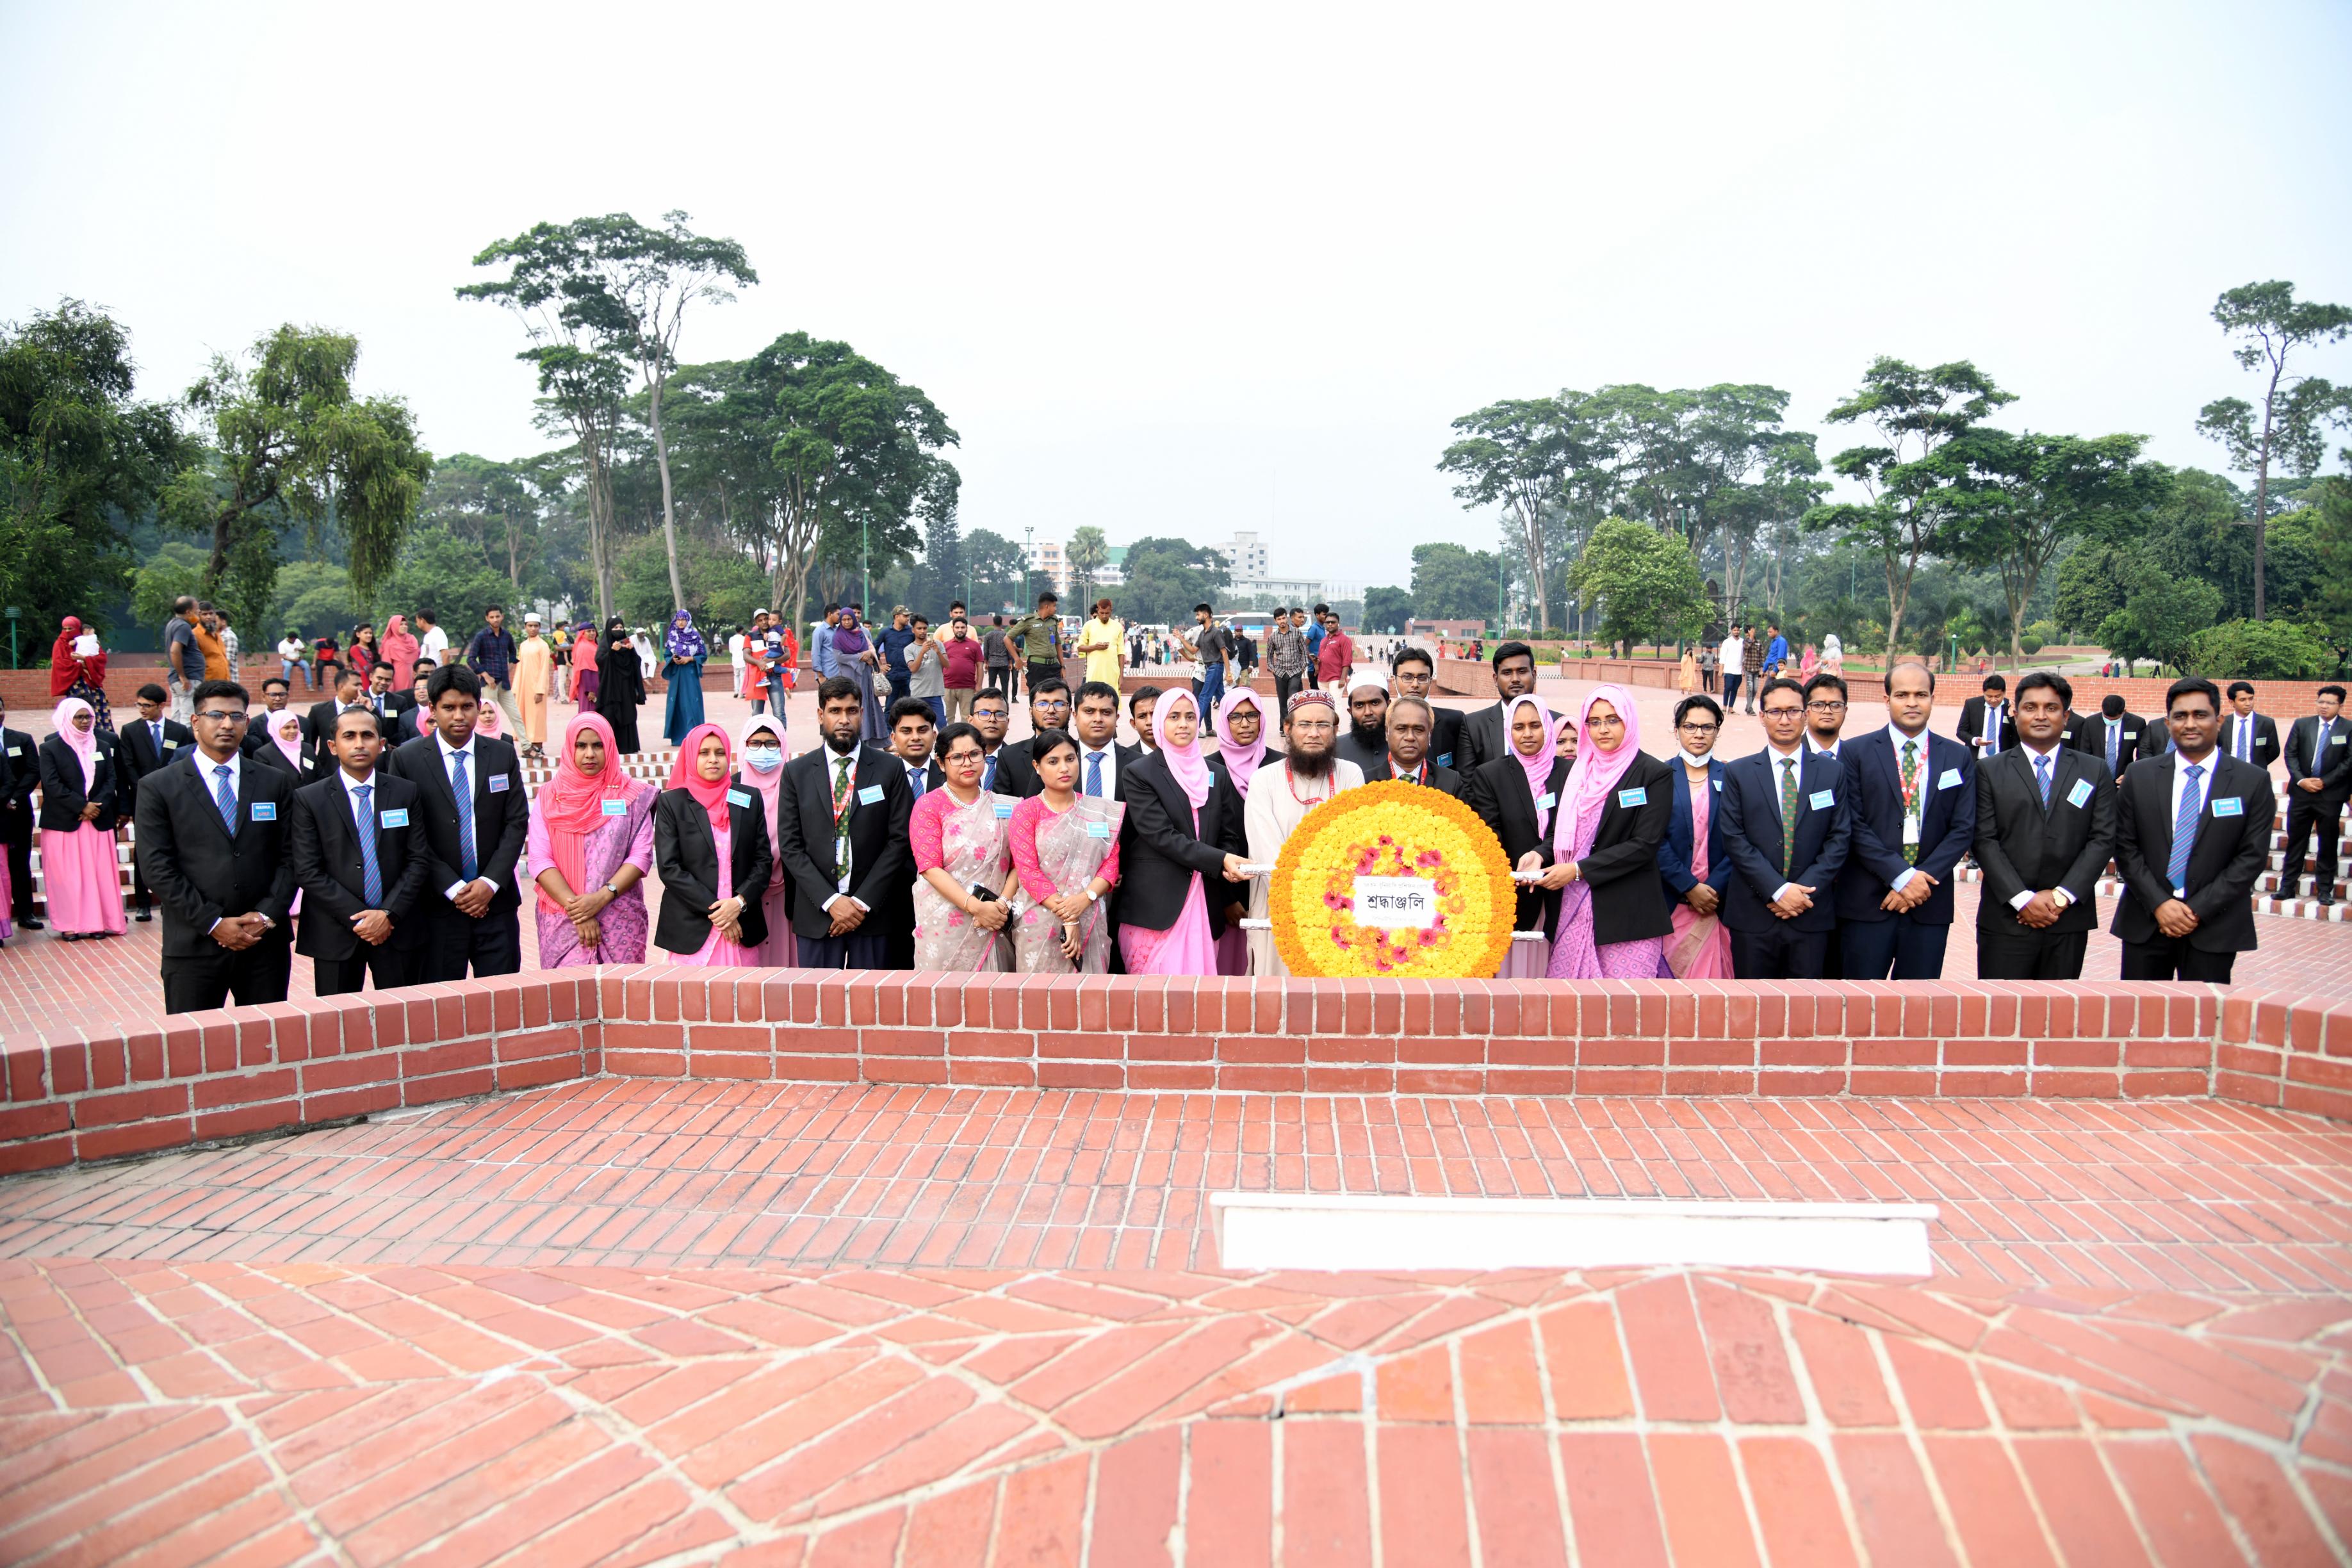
1269,780 -> 1517,979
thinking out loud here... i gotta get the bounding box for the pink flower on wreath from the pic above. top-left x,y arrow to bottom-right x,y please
1417,850 -> 1442,869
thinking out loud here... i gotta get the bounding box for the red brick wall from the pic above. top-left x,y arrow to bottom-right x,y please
4,972 -> 2346,1175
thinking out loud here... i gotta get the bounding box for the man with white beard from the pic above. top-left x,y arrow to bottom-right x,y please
1243,690 -> 1365,976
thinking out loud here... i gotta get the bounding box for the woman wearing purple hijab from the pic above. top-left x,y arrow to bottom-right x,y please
828,608 -> 888,741
660,610 -> 708,745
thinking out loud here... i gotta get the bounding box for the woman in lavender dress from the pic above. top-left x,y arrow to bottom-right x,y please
525,712 -> 655,967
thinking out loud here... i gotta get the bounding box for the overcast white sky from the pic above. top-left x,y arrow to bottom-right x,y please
6,0 -> 2348,589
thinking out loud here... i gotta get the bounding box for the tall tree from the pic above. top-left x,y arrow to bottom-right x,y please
1804,357 -> 2014,662
1118,537 -> 1230,626
462,212 -> 755,617
963,528 -> 1028,616
1066,525 -> 1109,598
161,325 -> 430,631
1439,398 -> 1573,635
1947,430 -> 2161,667
420,453 -> 550,589
1409,541 -> 1501,621
1362,585 -> 1414,633
0,300 -> 191,636
1567,518 -> 1710,651
2195,281 -> 2352,618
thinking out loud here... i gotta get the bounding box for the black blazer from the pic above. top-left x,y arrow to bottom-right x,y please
133,751 -> 298,960
122,716 -> 196,809
1832,728 -> 1976,927
2286,714 -> 2352,798
1972,744 -> 2115,935
1117,749 -> 1246,935
1559,750 -> 1675,945
36,731 -> 121,831
652,779 -> 774,954
1362,757 -> 1465,797
2072,712 -> 2152,775
1428,706 -> 1466,772
308,698 -> 396,747
288,770 -> 432,958
771,743 -> 913,939
0,728 -> 33,817
1463,754 -> 1573,932
990,738 -> 1042,799
1715,747 -> 1851,933
2216,712 -> 2281,771
383,733 -> 530,913
1456,701 -> 1561,776
1954,697 -> 2015,757
2111,752 -> 2274,952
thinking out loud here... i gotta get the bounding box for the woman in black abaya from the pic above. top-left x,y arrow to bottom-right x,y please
594,615 -> 647,753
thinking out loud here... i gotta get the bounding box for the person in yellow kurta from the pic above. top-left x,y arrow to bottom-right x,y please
514,612 -> 556,760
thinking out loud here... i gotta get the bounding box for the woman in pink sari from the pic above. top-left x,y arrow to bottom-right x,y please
736,714 -> 796,965
1008,726 -> 1122,972
913,720 -> 1016,970
526,712 -> 655,967
1117,688 -> 1247,976
1209,688 -> 1273,976
1534,685 -> 1674,979
1658,692 -> 1734,978
35,698 -> 126,939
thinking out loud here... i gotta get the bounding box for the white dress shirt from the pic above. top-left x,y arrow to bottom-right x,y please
2228,713 -> 2260,763
193,747 -> 256,933
1882,723 -> 1933,892
1077,741 -> 1120,799
2010,737 -> 2075,911
1762,740 -> 1807,905
1980,703 -> 2005,753
434,733 -> 496,898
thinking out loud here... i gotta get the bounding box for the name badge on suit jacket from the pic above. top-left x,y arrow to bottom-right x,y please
2066,778 -> 2093,809
488,773 -> 510,793
1537,792 -> 1556,810
1808,789 -> 1834,810
858,785 -> 884,805
1937,768 -> 1962,789
727,788 -> 754,808
1617,787 -> 1647,808
4,746 -> 17,758
250,802 -> 276,822
1435,753 -> 1454,768
2335,735 -> 2348,746
380,808 -> 409,828
2212,796 -> 2244,818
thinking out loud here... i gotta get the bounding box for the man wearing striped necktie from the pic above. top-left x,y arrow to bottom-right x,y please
2111,677 -> 2274,983
290,707 -> 432,995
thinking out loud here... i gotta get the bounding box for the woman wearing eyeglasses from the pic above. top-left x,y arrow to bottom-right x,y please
1656,692 -> 1733,978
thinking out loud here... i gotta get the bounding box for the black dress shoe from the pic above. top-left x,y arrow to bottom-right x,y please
135,909 -> 152,922
18,917 -> 43,931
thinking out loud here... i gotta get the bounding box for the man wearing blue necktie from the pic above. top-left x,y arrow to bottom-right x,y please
289,706 -> 430,994
2223,683 -> 2279,770
2111,678 -> 2274,983
2282,684 -> 2352,908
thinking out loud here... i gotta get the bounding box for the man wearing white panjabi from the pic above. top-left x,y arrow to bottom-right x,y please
1243,690 -> 1364,976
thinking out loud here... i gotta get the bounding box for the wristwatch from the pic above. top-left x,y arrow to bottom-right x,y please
1085,887 -> 1100,903
603,882 -> 621,898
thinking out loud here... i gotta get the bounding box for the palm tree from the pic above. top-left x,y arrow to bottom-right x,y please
1066,526 -> 1108,598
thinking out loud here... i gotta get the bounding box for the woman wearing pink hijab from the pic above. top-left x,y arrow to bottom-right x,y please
1463,693 -> 1572,977
379,616 -> 420,694
1116,687 -> 1248,975
35,698 -> 126,939
1528,685 -> 1674,979
1209,687 -> 1277,976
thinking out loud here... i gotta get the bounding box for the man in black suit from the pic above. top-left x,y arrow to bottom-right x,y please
0,694 -> 39,931
363,662 -> 402,741
387,658 -> 432,737
1456,642 -> 1559,775
879,696 -> 943,970
1334,675 -> 1389,772
990,676 -> 1071,799
2111,676 -> 2274,983
1127,685 -> 1162,751
383,665 -> 528,981
773,676 -> 914,968
2280,683 -> 2352,907
1364,696 -> 1464,796
2072,694 -> 2150,780
968,687 -> 1017,794
118,683 -> 197,923
1833,660 -> 1976,980
289,704 -> 430,994
1716,676 -> 1852,978
1954,674 -> 2013,758
1070,681 -> 1142,800
307,666 -> 370,749
1388,648 -> 1464,771
134,680 -> 298,1013
1973,671 -> 2116,980
2218,682 -> 2282,772
240,676 -> 300,761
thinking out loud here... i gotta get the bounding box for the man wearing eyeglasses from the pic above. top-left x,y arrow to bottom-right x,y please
1799,673 -> 1853,974
988,676 -> 1072,799
1388,648 -> 1463,771
133,679 -> 299,1014
1716,676 -> 1850,979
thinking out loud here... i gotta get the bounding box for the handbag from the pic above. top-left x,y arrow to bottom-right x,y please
871,667 -> 892,703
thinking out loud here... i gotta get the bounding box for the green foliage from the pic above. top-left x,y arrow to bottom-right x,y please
963,529 -> 1027,616
612,532 -> 766,630
380,528 -> 514,629
162,324 -> 430,629
1066,527 -> 1108,597
2303,478 -> 2352,658
2181,618 -> 2336,680
2097,561 -> 2222,674
268,560 -> 358,639
1117,537 -> 1230,627
2055,544 -> 2128,638
2016,632 -> 2044,657
421,453 -> 552,590
1362,586 -> 1413,633
0,300 -> 193,637
1410,542 -> 1500,621
1565,519 -> 1709,649
131,543 -> 209,629
907,503 -> 965,617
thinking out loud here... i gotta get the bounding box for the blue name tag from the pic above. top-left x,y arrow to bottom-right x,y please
1538,792 -> 1556,810
1938,768 -> 1963,789
727,788 -> 754,808
1435,753 -> 1453,768
1085,821 -> 1110,838
1712,777 -> 1722,791
2066,778 -> 2093,809
488,774 -> 510,793
858,785 -> 884,804
2212,796 -> 2243,817
602,798 -> 628,817
1808,790 -> 1834,810
993,801 -> 1015,819
379,808 -> 409,828
250,802 -> 276,821
1617,787 -> 1647,808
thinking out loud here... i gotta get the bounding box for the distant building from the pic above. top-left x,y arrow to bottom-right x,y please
1207,530 -> 1323,602
1024,538 -> 1069,597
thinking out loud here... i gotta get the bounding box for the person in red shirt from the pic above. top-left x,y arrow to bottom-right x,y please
937,612 -> 988,725
1315,610 -> 1355,695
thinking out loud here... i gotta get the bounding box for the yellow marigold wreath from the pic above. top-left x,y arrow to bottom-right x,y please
1269,780 -> 1518,979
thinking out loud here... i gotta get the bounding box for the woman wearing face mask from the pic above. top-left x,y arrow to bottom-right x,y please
911,720 -> 1017,970
1656,693 -> 1734,978
735,713 -> 797,965
1529,685 -> 1673,979
527,713 -> 655,967
1116,689 -> 1248,976
653,723 -> 772,966
1463,694 -> 1571,978
594,616 -> 646,754
37,698 -> 125,940
1007,727 -> 1121,972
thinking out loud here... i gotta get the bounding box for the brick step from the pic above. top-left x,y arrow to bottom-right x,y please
1952,864 -> 2347,921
